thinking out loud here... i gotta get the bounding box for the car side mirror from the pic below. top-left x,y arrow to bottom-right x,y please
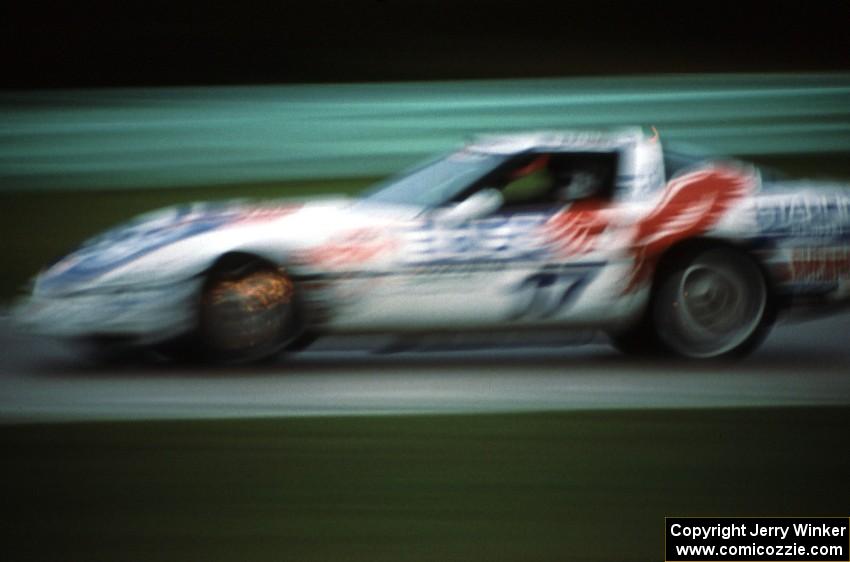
434,188 -> 504,224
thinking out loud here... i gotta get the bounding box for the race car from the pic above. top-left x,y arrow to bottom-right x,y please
14,127 -> 850,362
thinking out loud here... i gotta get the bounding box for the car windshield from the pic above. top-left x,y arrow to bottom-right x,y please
362,150 -> 507,208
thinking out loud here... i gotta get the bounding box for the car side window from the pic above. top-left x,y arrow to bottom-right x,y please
500,160 -> 554,207
495,151 -> 619,212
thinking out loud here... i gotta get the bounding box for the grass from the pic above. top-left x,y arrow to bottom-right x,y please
2,406 -> 849,561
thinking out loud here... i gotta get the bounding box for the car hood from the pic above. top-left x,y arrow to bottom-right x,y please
34,196 -> 419,296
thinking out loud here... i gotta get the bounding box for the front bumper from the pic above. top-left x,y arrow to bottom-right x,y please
12,279 -> 203,344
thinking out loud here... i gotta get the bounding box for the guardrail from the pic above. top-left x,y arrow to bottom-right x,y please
2,73 -> 849,190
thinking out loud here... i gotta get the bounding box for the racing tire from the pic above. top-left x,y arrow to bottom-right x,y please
198,264 -> 300,364
651,247 -> 773,359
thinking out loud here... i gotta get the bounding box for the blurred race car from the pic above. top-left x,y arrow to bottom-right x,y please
14,128 -> 850,361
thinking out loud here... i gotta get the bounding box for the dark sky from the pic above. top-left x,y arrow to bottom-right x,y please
3,0 -> 849,88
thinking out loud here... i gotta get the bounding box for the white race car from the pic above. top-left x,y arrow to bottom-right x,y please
15,128 -> 850,361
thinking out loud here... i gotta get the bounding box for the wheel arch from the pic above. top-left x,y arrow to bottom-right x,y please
203,250 -> 283,278
650,236 -> 778,305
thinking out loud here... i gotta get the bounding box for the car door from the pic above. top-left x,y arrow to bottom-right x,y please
396,150 -> 622,327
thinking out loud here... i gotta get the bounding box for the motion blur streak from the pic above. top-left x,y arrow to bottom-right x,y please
2,312 -> 850,423
2,73 -> 849,191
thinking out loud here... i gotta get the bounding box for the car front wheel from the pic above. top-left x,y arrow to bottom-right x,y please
199,265 -> 299,363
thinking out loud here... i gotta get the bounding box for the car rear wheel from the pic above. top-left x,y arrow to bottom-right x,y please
651,247 -> 772,359
199,265 -> 299,363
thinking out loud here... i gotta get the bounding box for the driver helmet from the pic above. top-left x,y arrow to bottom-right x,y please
555,171 -> 598,201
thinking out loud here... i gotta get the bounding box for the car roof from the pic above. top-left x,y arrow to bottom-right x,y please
466,127 -> 649,155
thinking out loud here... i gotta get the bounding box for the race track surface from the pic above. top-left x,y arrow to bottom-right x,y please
1,314 -> 849,423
